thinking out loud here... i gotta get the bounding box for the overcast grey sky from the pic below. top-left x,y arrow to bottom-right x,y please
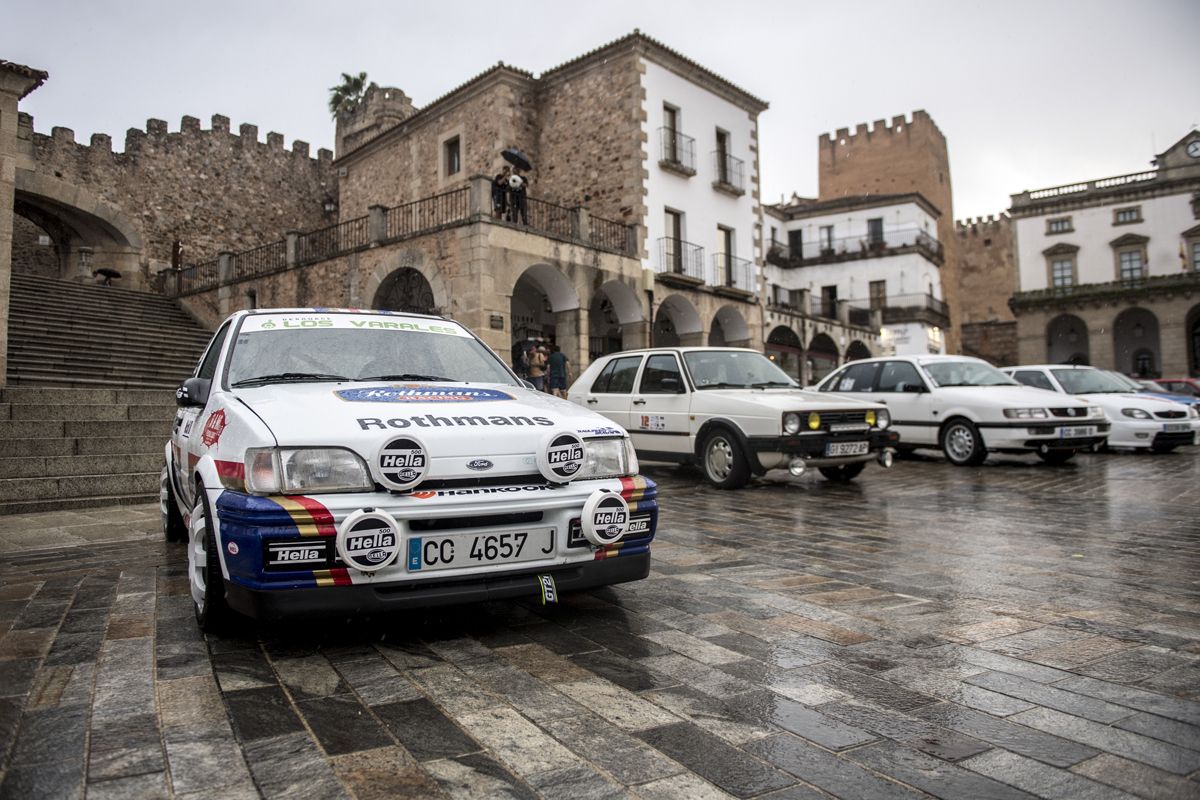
4,0 -> 1197,220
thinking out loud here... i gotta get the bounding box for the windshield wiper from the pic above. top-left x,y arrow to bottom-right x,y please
232,372 -> 348,387
750,380 -> 796,388
696,381 -> 746,390
356,373 -> 454,382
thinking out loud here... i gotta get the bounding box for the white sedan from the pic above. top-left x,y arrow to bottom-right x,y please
816,355 -> 1108,466
1003,365 -> 1200,453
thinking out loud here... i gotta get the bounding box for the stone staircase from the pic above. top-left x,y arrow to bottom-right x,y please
2,274 -> 213,515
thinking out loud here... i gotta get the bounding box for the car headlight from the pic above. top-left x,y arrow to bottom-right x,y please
873,408 -> 890,430
1003,408 -> 1049,419
575,438 -> 638,480
1088,406 -> 1104,418
1121,408 -> 1152,419
783,413 -> 801,435
1189,405 -> 1200,419
245,447 -> 373,494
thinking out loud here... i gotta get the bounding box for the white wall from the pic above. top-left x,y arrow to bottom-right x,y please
1015,191 -> 1196,291
765,251 -> 942,305
775,201 -> 938,258
640,58 -> 760,286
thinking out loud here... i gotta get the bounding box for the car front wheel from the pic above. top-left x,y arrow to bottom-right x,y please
818,463 -> 866,482
1036,448 -> 1075,465
160,466 -> 187,543
701,429 -> 750,489
189,482 -> 231,632
940,419 -> 986,466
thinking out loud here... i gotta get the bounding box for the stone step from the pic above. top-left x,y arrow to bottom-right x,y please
5,372 -> 183,391
8,346 -> 203,374
8,317 -> 212,347
5,362 -> 196,387
2,435 -> 165,458
0,419 -> 173,439
0,492 -> 158,517
5,404 -> 175,422
7,296 -> 205,325
0,387 -> 171,405
10,273 -> 188,306
0,471 -> 159,503
0,453 -> 162,480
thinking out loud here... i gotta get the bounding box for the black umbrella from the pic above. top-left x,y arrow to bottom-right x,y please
501,148 -> 533,171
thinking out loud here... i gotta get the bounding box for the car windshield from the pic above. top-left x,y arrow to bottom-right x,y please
226,312 -> 517,387
1103,371 -> 1143,391
922,360 -> 1016,388
1051,368 -> 1130,394
683,350 -> 798,389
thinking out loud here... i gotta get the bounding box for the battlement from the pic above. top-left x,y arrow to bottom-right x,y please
820,110 -> 944,148
24,113 -> 332,164
956,213 -> 1011,235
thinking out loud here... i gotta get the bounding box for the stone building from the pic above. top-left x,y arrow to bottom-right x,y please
1008,130 -> 1200,376
956,213 -> 1017,365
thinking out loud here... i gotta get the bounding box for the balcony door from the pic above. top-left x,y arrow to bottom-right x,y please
665,209 -> 683,273
719,226 -> 734,286
663,105 -> 679,162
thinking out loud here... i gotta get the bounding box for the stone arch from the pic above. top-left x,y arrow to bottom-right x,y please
362,250 -> 450,315
766,324 -> 802,379
1046,314 -> 1089,365
510,264 -> 582,377
653,294 -> 703,347
588,279 -> 646,360
708,304 -> 750,347
845,340 -> 872,362
1188,303 -> 1200,375
1113,307 -> 1161,377
373,267 -> 436,315
807,332 -> 840,384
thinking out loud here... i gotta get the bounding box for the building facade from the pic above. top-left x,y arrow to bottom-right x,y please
956,213 -> 1018,366
1009,130 -> 1200,377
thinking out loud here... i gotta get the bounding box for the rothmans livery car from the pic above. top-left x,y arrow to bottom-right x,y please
161,309 -> 657,629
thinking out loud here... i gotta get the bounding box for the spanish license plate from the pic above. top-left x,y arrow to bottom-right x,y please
406,528 -> 554,572
825,441 -> 869,457
1162,423 -> 1190,433
1059,425 -> 1098,438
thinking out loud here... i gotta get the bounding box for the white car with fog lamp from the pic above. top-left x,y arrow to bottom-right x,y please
161,308 -> 657,630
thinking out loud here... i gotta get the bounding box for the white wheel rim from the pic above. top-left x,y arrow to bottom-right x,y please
945,425 -> 975,462
159,469 -> 171,523
188,501 -> 208,608
706,437 -> 733,480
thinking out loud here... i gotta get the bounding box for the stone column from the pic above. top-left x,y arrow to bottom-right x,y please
285,232 -> 300,267
0,62 -> 48,388
621,320 -> 650,352
468,175 -> 491,217
217,251 -> 234,317
556,306 -> 588,381
367,205 -> 387,245
571,207 -> 590,245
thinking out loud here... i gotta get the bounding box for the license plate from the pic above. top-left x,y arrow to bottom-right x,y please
1163,423 -> 1190,433
825,441 -> 869,457
1059,425 -> 1098,438
406,528 -> 554,572
830,423 -> 869,433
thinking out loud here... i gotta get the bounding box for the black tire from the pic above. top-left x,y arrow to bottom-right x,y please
818,463 -> 867,482
1036,448 -> 1076,465
700,428 -> 750,489
1151,444 -> 1177,455
940,418 -> 987,467
160,466 -> 187,543
189,482 -> 231,632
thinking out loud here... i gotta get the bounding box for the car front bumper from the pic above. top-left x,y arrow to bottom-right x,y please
1105,418 -> 1200,449
980,420 -> 1110,452
748,428 -> 900,468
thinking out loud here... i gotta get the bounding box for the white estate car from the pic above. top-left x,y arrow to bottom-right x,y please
567,347 -> 898,489
816,355 -> 1108,466
1003,365 -> 1200,453
161,308 -> 658,630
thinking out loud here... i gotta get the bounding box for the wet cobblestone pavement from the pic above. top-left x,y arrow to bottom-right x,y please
1,451 -> 1199,799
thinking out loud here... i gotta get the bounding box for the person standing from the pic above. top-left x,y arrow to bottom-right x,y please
547,345 -> 571,398
528,344 -> 547,392
510,169 -> 529,225
492,166 -> 511,219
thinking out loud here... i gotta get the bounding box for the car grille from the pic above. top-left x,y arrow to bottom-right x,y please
1154,410 -> 1187,419
411,473 -> 548,491
817,411 -> 869,427
1050,407 -> 1088,418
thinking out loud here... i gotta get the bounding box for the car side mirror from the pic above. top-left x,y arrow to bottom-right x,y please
521,379 -> 537,391
660,377 -> 685,393
176,377 -> 211,408
902,383 -> 926,393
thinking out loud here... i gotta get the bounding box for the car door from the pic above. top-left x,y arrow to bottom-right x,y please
174,321 -> 231,507
874,360 -> 936,444
629,353 -> 692,455
577,354 -> 644,431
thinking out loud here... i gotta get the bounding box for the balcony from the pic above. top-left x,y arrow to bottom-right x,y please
1010,270 -> 1200,311
1010,169 -> 1159,213
847,293 -> 948,329
657,237 -> 706,284
659,128 -> 696,177
710,253 -> 754,295
712,151 -> 745,196
766,227 -> 943,268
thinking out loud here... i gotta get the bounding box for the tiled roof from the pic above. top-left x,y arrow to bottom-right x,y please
0,60 -> 49,97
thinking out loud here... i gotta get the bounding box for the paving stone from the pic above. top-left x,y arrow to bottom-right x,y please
163,723 -> 253,796
157,674 -> 226,729
10,703 -> 88,766
817,700 -> 992,761
0,760 -> 84,800
212,647 -> 277,691
778,662 -> 937,712
641,686 -> 778,745
83,772 -> 169,800
457,706 -> 582,777
224,686 -> 305,742
1113,711 -> 1200,752
745,733 -> 925,800
330,745 -> 446,799
1071,753 -> 1200,800
423,752 -> 536,800
878,665 -> 1034,716
497,642 -> 593,683
0,627 -> 54,659
542,710 -> 684,786
1072,646 -> 1198,684
242,731 -> 349,800
636,722 -> 795,798
408,663 -> 504,715
457,656 -> 585,723
965,670 -> 1135,724
914,702 -> 1099,768
1009,707 -> 1200,775
271,654 -> 350,700
632,772 -> 736,799
373,697 -> 480,762
569,649 -> 678,692
557,678 -> 680,732
527,762 -> 625,799
296,694 -> 393,756
333,653 -> 423,706
844,740 -> 1037,799
1052,675 -> 1200,726
962,749 -> 1136,800
639,653 -> 759,699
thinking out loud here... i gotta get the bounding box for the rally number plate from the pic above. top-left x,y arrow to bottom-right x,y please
1059,425 -> 1098,438
406,528 -> 555,572
1162,423 -> 1191,433
825,441 -> 869,457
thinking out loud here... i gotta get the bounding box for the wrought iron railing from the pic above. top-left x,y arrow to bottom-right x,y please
710,253 -> 753,292
713,151 -> 745,191
847,305 -> 872,328
590,214 -> 628,254
657,237 -> 705,280
179,259 -> 220,295
385,187 -> 470,239
767,227 -> 942,266
524,197 -> 573,239
232,240 -> 286,281
659,128 -> 696,173
297,216 -> 369,264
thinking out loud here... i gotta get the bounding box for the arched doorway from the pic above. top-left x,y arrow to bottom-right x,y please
766,325 -> 802,379
1113,308 -> 1161,377
510,263 -> 580,373
708,305 -> 750,347
588,280 -> 645,361
1047,314 -> 1089,365
807,333 -> 839,384
10,211 -> 63,278
1187,303 -> 1200,375
373,267 -> 436,314
653,294 -> 703,347
845,341 -> 872,362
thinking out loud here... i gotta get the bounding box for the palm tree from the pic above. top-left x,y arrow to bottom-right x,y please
328,72 -> 377,118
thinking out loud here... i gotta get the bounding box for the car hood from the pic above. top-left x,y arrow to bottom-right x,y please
934,385 -> 1091,408
696,388 -> 885,412
234,381 -> 625,459
1074,392 -> 1188,412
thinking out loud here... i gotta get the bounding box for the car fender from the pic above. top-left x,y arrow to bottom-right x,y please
694,417 -> 764,474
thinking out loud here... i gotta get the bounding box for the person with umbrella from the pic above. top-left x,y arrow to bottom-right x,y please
492,165 -> 511,219
501,148 -> 533,225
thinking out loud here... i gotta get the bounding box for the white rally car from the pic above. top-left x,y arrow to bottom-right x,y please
1003,364 -> 1200,453
161,309 -> 657,629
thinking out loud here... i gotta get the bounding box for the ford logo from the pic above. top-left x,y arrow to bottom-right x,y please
466,459 -> 493,471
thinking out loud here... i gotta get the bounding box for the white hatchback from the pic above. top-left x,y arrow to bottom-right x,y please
816,355 -> 1108,466
1003,365 -> 1200,452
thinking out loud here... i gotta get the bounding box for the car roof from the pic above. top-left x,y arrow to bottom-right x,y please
1004,364 -> 1096,371
829,354 -> 989,366
591,346 -> 761,357
232,307 -> 447,321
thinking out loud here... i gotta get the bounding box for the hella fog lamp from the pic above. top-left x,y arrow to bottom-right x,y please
807,412 -> 821,431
